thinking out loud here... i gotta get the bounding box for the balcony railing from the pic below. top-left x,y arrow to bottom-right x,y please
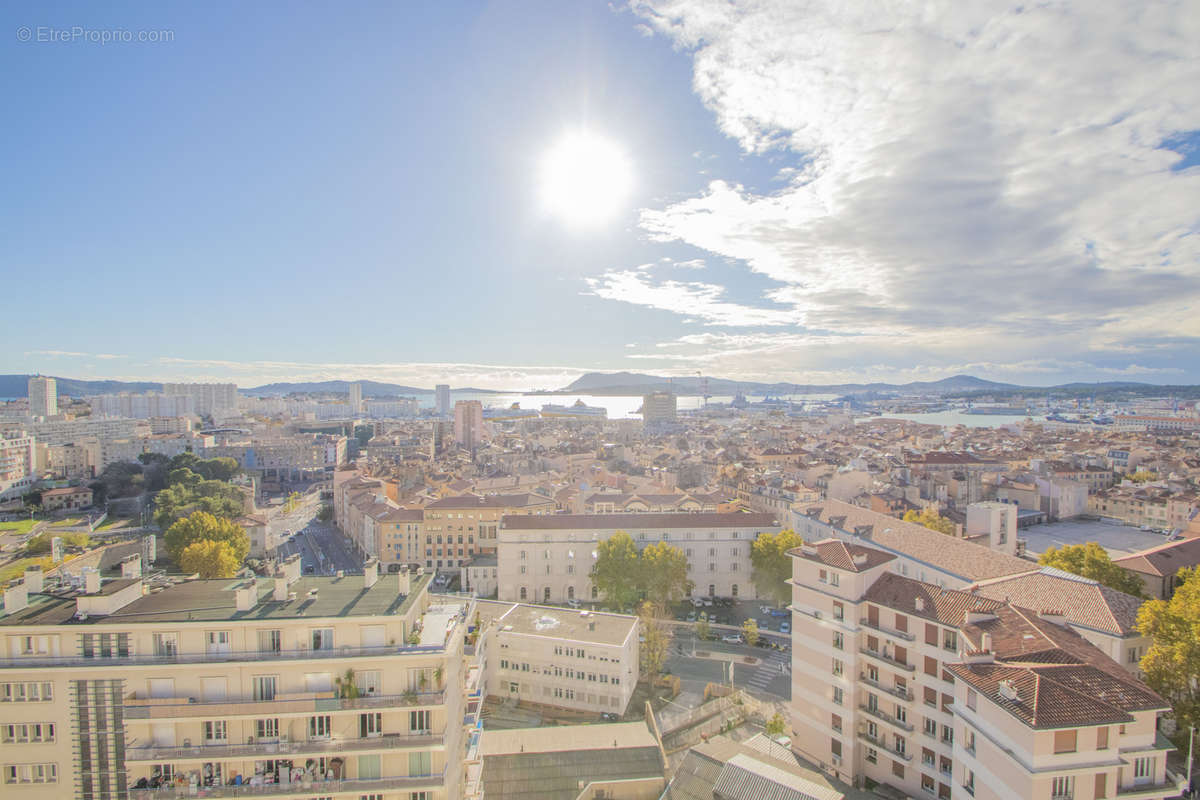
859,647 -> 914,672
857,730 -> 912,762
124,691 -> 446,719
129,771 -> 445,800
859,704 -> 914,732
126,731 -> 444,762
0,643 -> 448,670
859,618 -> 915,642
859,674 -> 913,701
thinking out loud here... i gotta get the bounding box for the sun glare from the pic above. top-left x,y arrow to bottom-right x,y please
539,131 -> 634,229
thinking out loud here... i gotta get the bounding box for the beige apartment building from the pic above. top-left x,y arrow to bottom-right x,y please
0,557 -> 472,800
496,512 -> 781,605
422,493 -> 556,564
787,539 -> 1181,800
473,600 -> 639,716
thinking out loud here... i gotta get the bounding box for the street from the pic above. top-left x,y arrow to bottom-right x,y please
664,626 -> 792,702
269,495 -> 364,576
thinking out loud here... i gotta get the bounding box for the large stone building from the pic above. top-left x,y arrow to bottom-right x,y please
27,377 -> 57,419
497,512 -> 781,605
0,557 -> 472,800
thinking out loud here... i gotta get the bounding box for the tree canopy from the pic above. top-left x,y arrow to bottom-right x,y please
590,532 -> 642,611
903,508 -> 956,536
179,539 -> 241,579
637,600 -> 672,680
589,533 -> 694,609
154,480 -> 246,528
164,511 -> 249,564
1137,567 -> 1200,736
750,529 -> 804,606
1038,542 -> 1144,597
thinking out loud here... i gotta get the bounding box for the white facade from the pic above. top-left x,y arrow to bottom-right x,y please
27,377 -> 57,418
161,383 -> 237,416
0,432 -> 36,500
86,392 -> 195,419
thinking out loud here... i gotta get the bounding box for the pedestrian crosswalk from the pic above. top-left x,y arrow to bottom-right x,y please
743,650 -> 790,694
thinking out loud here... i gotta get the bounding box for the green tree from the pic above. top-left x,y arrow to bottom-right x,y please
1137,568 -> 1200,736
903,508 -> 957,536
317,505 -> 333,522
695,611 -> 711,641
1128,469 -> 1158,483
750,529 -> 804,606
1038,543 -> 1144,597
590,531 -> 642,610
23,531 -> 87,555
164,511 -> 249,564
640,541 -> 694,607
765,712 -> 787,738
742,618 -> 760,647
284,492 -> 302,513
637,601 -> 672,681
154,480 -> 245,527
178,539 -> 240,578
196,457 -> 239,482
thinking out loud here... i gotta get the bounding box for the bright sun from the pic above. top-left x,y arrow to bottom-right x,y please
539,131 -> 634,228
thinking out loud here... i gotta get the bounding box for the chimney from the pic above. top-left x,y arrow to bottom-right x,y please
121,554 -> 142,579
363,558 -> 379,589
852,553 -> 868,567
4,580 -> 29,614
273,577 -> 289,602
982,632 -> 993,652
235,580 -> 257,611
1039,609 -> 1066,626
397,566 -> 411,595
23,565 -> 43,594
83,567 -> 101,595
282,553 -> 302,585
998,680 -> 1019,701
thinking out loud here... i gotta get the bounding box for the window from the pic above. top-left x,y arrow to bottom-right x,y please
964,770 -> 975,796
2,683 -> 52,702
1096,727 -> 1109,750
1133,756 -> 1154,782
924,657 -> 938,677
830,571 -> 840,587
831,738 -> 842,757
943,630 -> 957,651
924,718 -> 937,737
309,715 -> 332,739
252,675 -> 277,701
360,712 -> 382,738
831,713 -> 842,732
832,687 -> 844,706
1053,729 -> 1077,754
2,723 -> 54,743
152,632 -> 177,656
1050,775 -> 1074,799
922,774 -> 936,794
311,628 -> 333,650
966,688 -> 977,711
893,760 -> 905,779
3,763 -> 57,783
258,629 -> 281,653
832,632 -> 844,650
409,710 -> 431,734
204,720 -> 227,742
866,747 -> 877,764
964,729 -> 975,754
408,750 -> 433,776
832,658 -> 843,677
255,719 -> 279,740
833,601 -> 844,621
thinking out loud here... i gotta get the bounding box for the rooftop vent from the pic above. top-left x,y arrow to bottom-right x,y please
998,680 -> 1019,701
914,597 -> 925,612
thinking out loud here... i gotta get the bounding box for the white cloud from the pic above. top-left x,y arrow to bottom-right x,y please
585,269 -> 798,326
612,0 -> 1200,376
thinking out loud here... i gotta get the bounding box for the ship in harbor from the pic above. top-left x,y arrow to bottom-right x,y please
540,399 -> 608,419
482,402 -> 540,421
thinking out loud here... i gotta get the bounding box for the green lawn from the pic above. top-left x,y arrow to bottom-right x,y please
0,557 -> 48,584
49,517 -> 83,528
95,517 -> 132,531
0,519 -> 39,536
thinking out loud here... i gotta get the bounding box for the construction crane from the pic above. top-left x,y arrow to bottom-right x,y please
696,371 -> 710,407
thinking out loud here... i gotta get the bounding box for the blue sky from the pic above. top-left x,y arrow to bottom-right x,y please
3,1 -> 1199,389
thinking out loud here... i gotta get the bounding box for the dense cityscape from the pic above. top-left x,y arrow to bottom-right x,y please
5,1 -> 1200,799
1,374 -> 1198,800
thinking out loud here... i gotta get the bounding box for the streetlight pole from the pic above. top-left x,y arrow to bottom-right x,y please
1187,725 -> 1195,798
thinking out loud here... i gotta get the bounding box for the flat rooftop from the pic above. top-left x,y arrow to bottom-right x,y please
2,572 -> 432,626
476,599 -> 636,646
479,720 -> 657,756
1020,519 -> 1171,558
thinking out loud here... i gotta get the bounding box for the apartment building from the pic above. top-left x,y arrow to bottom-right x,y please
424,493 -> 557,562
27,377 -> 57,419
583,492 -> 714,513
0,557 -> 470,800
473,600 -> 638,715
786,540 -> 1180,800
87,393 -> 196,419
38,438 -> 99,480
453,402 -> 483,450
0,432 -> 36,501
496,512 -> 781,605
28,417 -> 143,447
161,383 -> 238,417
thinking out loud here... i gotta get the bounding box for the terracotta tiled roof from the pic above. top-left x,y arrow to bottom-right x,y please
796,500 -> 1035,582
862,571 -> 1003,626
971,567 -> 1143,636
501,512 -> 779,530
1113,536 -> 1200,578
789,539 -> 894,573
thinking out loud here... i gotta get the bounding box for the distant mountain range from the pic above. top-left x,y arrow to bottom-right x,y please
552,371 -> 1164,397
0,375 -> 501,399
0,375 -> 162,398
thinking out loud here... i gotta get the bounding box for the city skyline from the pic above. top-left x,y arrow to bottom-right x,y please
4,1 -> 1199,389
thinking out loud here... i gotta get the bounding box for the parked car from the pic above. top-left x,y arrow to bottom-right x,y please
701,597 -> 714,607
759,605 -> 773,614
566,598 -> 581,608
691,597 -> 706,608
769,607 -> 789,618
600,712 -> 619,722
779,621 -> 791,634
686,611 -> 698,622
721,633 -> 744,644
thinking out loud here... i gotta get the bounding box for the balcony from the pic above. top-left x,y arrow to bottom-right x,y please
0,642 -> 449,670
857,730 -> 912,762
130,771 -> 445,800
126,731 -> 444,762
860,618 -> 915,642
859,704 -> 914,733
859,647 -> 914,672
860,674 -> 913,701
1116,775 -> 1189,799
124,691 -> 446,720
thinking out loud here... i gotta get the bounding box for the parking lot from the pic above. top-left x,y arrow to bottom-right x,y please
1020,519 -> 1171,558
